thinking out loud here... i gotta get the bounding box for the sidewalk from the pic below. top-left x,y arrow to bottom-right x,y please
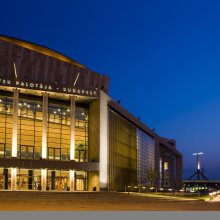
125,192 -> 198,201
209,195 -> 220,202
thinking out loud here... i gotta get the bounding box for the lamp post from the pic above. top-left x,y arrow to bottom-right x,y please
193,152 -> 203,180
187,152 -> 208,181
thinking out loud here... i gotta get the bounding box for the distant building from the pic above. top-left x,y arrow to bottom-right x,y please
0,36 -> 182,191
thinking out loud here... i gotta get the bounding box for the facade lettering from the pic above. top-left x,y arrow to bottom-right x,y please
0,78 -> 98,97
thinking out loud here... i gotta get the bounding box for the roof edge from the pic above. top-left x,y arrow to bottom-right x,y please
0,35 -> 87,69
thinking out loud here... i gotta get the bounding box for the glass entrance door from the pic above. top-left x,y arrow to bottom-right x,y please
75,171 -> 87,191
76,178 -> 85,191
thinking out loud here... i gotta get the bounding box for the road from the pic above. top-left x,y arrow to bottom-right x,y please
0,191 -> 219,211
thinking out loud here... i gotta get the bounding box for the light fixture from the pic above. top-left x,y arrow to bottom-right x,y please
24,103 -> 27,106
37,104 -> 40,108
73,72 -> 80,86
13,62 -> 18,78
54,111 -> 56,114
193,152 -> 204,156
193,152 -> 204,170
67,109 -> 70,112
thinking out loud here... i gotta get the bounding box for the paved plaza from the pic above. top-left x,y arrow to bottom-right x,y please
0,191 -> 220,211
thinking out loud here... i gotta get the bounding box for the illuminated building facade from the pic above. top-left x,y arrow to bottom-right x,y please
0,36 -> 182,191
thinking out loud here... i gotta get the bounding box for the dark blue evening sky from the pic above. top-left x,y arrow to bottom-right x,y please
1,0 -> 220,179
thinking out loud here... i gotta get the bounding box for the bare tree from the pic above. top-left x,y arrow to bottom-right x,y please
145,167 -> 157,187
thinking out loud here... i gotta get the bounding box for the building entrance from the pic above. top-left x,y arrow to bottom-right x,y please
0,168 -> 10,190
75,171 -> 87,191
47,170 -> 69,191
0,171 -> 4,190
17,169 -> 41,190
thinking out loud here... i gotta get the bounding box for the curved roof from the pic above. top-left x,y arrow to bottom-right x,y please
0,35 -> 86,69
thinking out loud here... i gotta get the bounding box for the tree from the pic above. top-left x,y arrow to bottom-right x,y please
145,167 -> 157,187
75,142 -> 85,150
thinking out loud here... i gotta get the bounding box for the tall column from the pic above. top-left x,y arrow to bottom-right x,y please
41,93 -> 48,191
70,96 -> 75,161
42,92 -> 48,159
69,170 -> 75,192
12,89 -> 19,157
69,96 -> 76,191
11,89 -> 19,190
11,168 -> 17,191
99,91 -> 109,191
41,169 -> 47,191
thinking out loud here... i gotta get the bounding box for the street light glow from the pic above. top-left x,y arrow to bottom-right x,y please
193,152 -> 204,170
193,152 -> 204,156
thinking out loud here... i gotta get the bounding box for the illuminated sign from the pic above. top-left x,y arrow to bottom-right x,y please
0,78 -> 98,97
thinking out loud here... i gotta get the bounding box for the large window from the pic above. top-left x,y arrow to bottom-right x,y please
137,128 -> 155,185
75,107 -> 88,162
0,93 -> 89,161
0,95 -> 13,158
47,102 -> 71,160
18,98 -> 42,159
47,102 -> 88,162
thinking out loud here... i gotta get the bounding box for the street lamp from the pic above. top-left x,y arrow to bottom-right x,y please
193,152 -> 204,170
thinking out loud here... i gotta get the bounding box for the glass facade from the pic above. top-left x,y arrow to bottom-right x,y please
47,102 -> 88,161
0,92 -> 89,191
108,109 -> 137,191
0,167 -> 88,191
75,107 -> 88,162
18,98 -> 42,159
159,154 -> 177,188
0,95 -> 13,158
47,170 -> 69,190
137,128 -> 155,185
47,102 -> 70,160
0,168 -> 11,190
0,93 -> 89,162
0,90 -> 181,192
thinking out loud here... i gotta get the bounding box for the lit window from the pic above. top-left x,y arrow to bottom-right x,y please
164,162 -> 169,170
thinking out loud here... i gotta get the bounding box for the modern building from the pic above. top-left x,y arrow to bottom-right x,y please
0,36 -> 182,192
